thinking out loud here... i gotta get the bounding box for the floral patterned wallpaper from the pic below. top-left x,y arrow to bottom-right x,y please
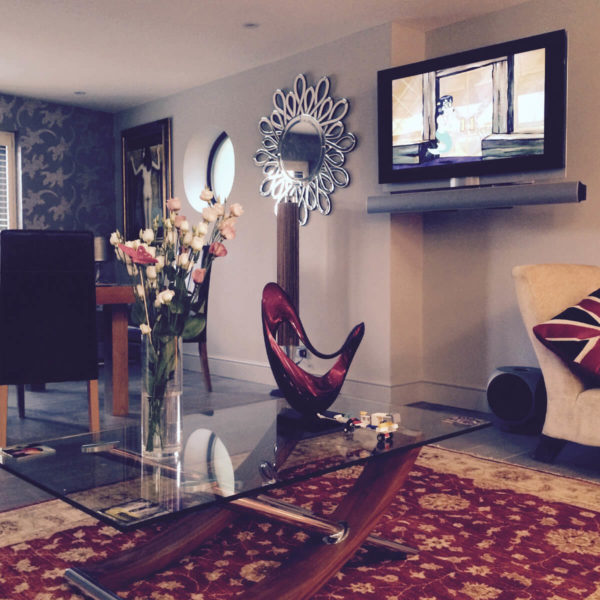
0,93 -> 115,235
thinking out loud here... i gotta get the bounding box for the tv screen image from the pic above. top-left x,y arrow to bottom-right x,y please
378,30 -> 567,185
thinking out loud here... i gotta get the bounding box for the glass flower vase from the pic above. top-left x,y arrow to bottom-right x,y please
141,335 -> 183,459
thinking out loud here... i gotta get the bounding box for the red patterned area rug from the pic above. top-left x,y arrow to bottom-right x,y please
1,446 -> 600,600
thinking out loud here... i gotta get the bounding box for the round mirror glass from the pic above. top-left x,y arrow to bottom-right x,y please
279,115 -> 324,182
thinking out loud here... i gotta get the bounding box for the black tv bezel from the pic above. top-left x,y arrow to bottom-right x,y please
377,30 -> 567,185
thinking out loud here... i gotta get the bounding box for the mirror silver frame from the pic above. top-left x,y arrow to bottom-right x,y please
254,74 -> 356,226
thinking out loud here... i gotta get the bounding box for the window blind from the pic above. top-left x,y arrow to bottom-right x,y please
0,143 -> 8,230
0,131 -> 16,231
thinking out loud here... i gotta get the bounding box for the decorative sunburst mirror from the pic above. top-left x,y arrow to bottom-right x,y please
253,74 -> 357,226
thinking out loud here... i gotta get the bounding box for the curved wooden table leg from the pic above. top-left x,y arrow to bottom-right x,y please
242,446 -> 422,600
67,446 -> 420,599
80,506 -> 237,590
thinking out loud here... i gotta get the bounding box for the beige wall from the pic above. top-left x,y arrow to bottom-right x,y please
389,26 -> 426,389
114,0 -> 597,408
421,0 -> 600,391
115,25 -> 397,401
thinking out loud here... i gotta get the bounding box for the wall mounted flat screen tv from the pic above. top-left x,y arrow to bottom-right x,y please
377,30 -> 567,185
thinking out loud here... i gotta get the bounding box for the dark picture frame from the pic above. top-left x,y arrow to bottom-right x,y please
121,118 -> 172,240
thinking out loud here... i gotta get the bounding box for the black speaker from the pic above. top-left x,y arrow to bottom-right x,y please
487,366 -> 546,433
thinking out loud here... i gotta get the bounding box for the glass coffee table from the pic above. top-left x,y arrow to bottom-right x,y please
0,398 -> 489,600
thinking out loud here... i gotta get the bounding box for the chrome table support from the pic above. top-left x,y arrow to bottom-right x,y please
232,494 -> 418,554
65,568 -> 123,600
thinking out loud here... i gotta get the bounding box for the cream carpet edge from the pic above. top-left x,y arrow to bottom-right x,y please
418,445 -> 600,512
0,499 -> 97,548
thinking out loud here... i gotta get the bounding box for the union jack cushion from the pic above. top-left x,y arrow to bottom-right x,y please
533,288 -> 600,380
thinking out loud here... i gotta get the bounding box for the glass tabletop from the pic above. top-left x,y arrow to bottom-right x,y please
0,399 -> 489,530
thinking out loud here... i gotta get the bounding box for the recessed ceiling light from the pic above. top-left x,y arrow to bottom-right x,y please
243,22 -> 259,29
74,91 -> 86,96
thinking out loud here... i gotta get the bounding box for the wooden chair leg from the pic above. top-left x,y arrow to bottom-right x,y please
17,384 -> 25,418
0,385 -> 8,448
87,379 -> 100,432
198,341 -> 212,392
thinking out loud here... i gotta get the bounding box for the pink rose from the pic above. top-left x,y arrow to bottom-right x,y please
192,268 -> 206,284
118,243 -> 158,265
202,206 -> 218,222
173,215 -> 186,228
209,242 -> 228,257
219,219 -> 236,240
167,197 -> 181,212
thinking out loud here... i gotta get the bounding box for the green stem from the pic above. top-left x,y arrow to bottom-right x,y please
144,337 -> 179,453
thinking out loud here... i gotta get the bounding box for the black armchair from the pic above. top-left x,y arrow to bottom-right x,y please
0,230 -> 100,446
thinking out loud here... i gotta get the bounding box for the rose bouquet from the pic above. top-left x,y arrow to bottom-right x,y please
110,187 -> 243,453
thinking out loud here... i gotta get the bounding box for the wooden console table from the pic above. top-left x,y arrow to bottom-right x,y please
96,285 -> 135,416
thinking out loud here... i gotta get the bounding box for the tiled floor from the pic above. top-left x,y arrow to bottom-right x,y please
1,366 -> 599,512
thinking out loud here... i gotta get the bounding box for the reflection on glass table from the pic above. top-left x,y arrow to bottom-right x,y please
0,400 -> 488,530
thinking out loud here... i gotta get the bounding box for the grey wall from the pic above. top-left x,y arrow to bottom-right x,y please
0,93 -> 115,235
114,25 -> 394,398
422,0 -> 600,390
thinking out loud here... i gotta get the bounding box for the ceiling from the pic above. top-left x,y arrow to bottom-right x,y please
1,0 -> 529,113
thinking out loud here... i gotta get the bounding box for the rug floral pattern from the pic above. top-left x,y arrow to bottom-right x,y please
1,447 -> 599,599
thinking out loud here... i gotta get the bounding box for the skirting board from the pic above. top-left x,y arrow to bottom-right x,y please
367,180 -> 586,214
182,351 -> 489,412
182,351 -> 392,404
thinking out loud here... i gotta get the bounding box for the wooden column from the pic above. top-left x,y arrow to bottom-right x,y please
276,201 -> 299,348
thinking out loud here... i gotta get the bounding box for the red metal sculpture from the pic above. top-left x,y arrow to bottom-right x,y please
261,282 -> 365,417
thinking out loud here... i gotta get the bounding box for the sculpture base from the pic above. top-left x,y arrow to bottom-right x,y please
277,407 -> 345,434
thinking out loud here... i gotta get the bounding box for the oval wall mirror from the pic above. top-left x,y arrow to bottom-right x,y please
254,74 -> 356,226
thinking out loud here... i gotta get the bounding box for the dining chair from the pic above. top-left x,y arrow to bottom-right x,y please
0,230 -> 100,447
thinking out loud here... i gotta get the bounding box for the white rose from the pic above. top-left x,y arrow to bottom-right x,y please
146,265 -> 157,280
155,289 -> 175,306
229,203 -> 244,217
178,253 -> 190,268
141,229 -> 154,243
200,187 -> 214,202
180,219 -> 190,233
126,263 -> 138,276
140,323 -> 151,335
191,236 -> 204,251
196,222 -> 209,236
109,232 -> 120,246
182,231 -> 193,247
135,284 -> 145,297
141,244 -> 156,257
155,255 -> 165,271
167,230 -> 177,245
202,206 -> 218,222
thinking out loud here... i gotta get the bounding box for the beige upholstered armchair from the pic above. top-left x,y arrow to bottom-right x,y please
512,264 -> 600,462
